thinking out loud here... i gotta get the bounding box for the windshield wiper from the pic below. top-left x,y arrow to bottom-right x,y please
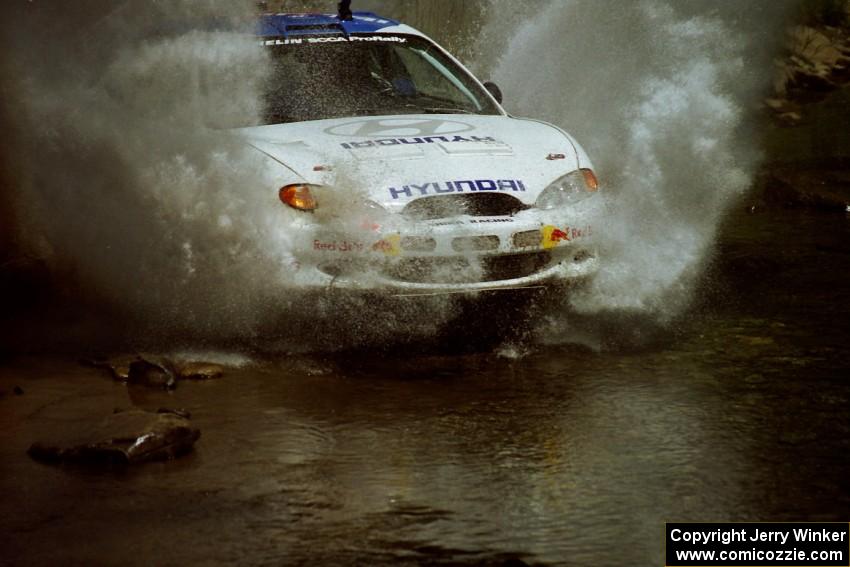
416,106 -> 475,115
346,104 -> 469,117
397,93 -> 478,115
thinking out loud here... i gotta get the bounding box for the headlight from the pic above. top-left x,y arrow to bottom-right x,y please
279,184 -> 318,211
535,168 -> 599,210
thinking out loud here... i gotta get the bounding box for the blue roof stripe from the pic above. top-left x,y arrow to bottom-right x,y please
256,12 -> 400,37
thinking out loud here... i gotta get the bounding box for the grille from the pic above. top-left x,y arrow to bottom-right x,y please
383,251 -> 552,284
400,236 -> 437,252
512,229 -> 541,248
484,252 -> 552,281
402,193 -> 529,221
451,235 -> 500,252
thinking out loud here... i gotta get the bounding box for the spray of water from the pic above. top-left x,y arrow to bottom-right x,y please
481,0 -> 794,331
1,0 -> 796,351
2,2 -> 291,340
1,0 -> 468,351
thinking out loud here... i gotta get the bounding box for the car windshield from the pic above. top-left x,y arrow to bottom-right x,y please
261,34 -> 501,124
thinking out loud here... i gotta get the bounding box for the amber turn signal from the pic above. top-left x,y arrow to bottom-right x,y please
279,184 -> 317,211
580,168 -> 599,192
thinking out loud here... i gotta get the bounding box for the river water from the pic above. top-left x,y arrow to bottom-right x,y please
1,1 -> 848,564
2,207 -> 849,566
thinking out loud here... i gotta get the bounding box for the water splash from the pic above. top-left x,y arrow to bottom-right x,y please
1,0 -> 797,351
1,2 -> 299,339
1,1 -> 469,350
483,0 -> 794,325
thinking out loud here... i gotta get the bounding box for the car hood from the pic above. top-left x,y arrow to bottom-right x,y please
233,114 -> 581,211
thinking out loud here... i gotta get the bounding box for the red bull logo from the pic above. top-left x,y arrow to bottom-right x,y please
372,234 -> 401,256
541,225 -> 592,249
550,228 -> 570,242
542,225 -> 569,249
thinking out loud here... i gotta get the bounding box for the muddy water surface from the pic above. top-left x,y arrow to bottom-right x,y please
1,209 -> 849,566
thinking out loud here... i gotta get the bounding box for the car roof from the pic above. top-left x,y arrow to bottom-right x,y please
256,11 -> 410,38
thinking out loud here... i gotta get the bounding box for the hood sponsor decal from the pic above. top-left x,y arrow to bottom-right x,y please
313,235 -> 401,255
342,135 -> 497,150
261,36 -> 407,46
388,179 -> 526,200
431,218 -> 515,227
325,118 -> 474,138
314,239 -> 365,253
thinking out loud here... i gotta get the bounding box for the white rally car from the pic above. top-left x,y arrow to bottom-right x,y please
239,8 -> 602,297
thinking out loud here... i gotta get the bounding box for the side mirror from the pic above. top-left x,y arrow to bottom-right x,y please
483,81 -> 503,105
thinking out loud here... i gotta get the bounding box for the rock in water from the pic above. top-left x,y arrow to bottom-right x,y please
98,355 -> 135,381
157,407 -> 191,419
128,359 -> 176,390
176,362 -> 224,381
82,355 -> 155,384
83,355 -> 225,387
28,409 -> 200,465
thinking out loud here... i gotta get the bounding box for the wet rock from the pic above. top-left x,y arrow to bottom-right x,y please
84,355 -> 226,387
128,358 -> 176,390
769,25 -> 850,123
81,355 -> 137,382
27,409 -> 200,465
83,355 -> 176,389
104,357 -> 133,381
157,407 -> 191,419
176,362 -> 224,381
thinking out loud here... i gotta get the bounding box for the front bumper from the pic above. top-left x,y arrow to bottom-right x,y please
286,210 -> 600,297
301,249 -> 597,297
